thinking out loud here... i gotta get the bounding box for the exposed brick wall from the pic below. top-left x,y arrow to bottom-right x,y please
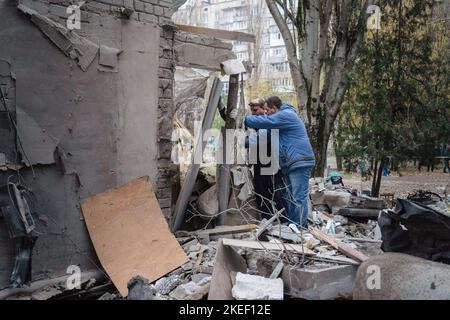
157,22 -> 176,219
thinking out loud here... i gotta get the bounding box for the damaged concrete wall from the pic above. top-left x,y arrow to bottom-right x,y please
0,0 -> 176,288
174,31 -> 236,71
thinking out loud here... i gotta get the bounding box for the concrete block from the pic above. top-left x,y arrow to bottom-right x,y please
123,0 -> 133,8
153,5 -> 164,16
158,68 -> 173,80
156,187 -> 171,199
159,58 -> 175,69
232,273 -> 284,300
144,2 -> 154,13
134,0 -> 145,11
162,27 -> 174,39
158,198 -> 171,208
158,114 -> 172,138
160,47 -> 173,59
159,0 -> 172,8
138,12 -> 158,23
164,7 -> 172,17
354,253 -> 450,300
159,79 -> 173,98
282,265 -> 357,300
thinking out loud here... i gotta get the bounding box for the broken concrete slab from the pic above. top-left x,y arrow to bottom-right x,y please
208,239 -> 247,300
154,274 -> 182,295
310,190 -> 351,213
232,272 -> 283,300
99,44 -> 121,69
354,253 -> 450,300
18,4 -> 99,71
221,59 -> 246,75
197,184 -> 219,218
16,107 -> 58,166
282,265 -> 357,300
174,31 -> 236,71
169,277 -> 211,300
81,176 -> 188,296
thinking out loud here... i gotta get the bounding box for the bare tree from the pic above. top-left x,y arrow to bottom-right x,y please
265,0 -> 370,176
247,0 -> 266,78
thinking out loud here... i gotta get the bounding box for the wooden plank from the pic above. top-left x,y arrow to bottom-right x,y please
221,238 -> 315,255
176,24 -> 256,43
193,224 -> 258,237
311,228 -> 369,263
313,255 -> 359,266
81,176 -> 188,296
344,237 -> 382,243
208,239 -> 247,300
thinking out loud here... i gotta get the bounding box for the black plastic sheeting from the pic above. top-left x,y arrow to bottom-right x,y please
379,199 -> 450,264
0,184 -> 37,287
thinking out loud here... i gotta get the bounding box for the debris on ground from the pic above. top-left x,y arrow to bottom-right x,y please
5,169 -> 447,301
231,272 -> 283,300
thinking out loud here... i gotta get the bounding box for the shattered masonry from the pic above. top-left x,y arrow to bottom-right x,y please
0,0 -> 176,288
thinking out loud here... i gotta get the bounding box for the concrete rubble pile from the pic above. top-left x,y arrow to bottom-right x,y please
4,173 -> 450,300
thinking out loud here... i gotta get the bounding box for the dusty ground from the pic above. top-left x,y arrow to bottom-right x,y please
342,169 -> 449,199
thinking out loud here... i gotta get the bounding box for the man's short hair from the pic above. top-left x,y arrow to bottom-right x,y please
266,96 -> 282,109
249,98 -> 265,107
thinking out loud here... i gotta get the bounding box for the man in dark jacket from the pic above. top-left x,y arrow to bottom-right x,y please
244,96 -> 315,227
247,99 -> 284,218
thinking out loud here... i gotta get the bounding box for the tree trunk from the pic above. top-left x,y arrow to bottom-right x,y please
371,160 -> 378,195
266,0 -> 369,178
374,160 -> 384,197
334,139 -> 343,171
371,158 -> 384,197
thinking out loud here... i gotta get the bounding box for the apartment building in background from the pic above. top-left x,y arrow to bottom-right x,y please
173,0 -> 294,93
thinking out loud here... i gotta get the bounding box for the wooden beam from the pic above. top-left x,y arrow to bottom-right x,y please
311,228 -> 369,263
222,238 -> 315,255
176,24 -> 256,43
193,224 -> 258,237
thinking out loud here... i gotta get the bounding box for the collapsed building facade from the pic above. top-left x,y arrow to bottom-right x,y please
0,0 -> 236,291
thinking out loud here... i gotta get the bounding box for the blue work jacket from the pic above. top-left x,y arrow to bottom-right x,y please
244,104 -> 315,171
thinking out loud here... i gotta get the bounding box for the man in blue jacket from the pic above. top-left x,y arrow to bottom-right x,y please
244,96 -> 315,227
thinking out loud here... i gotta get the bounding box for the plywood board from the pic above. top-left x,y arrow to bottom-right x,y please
81,176 -> 188,296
